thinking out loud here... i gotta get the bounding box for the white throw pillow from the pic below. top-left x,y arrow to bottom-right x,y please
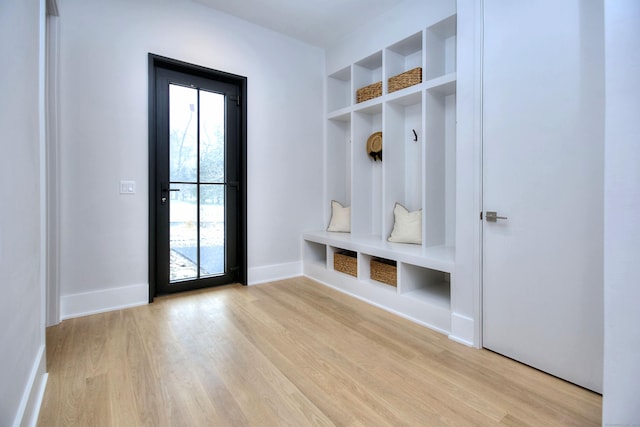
327,200 -> 351,232
388,203 -> 422,244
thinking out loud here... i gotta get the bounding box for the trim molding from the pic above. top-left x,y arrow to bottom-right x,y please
45,13 -> 61,327
61,283 -> 148,320
449,312 -> 475,347
13,345 -> 47,427
248,262 -> 302,285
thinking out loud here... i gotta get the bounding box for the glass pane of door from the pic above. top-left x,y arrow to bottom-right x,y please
168,84 -> 226,282
200,90 -> 225,183
169,85 -> 197,183
199,184 -> 224,276
169,183 -> 198,281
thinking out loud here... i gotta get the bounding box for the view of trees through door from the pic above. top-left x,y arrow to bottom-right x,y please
168,84 -> 226,281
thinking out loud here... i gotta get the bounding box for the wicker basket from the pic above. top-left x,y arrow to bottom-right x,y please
370,257 -> 397,287
356,81 -> 382,103
334,251 -> 357,277
388,67 -> 423,94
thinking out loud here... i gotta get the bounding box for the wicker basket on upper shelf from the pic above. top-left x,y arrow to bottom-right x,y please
388,67 -> 423,94
356,81 -> 382,103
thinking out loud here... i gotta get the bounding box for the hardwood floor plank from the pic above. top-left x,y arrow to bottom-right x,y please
37,277 -> 601,426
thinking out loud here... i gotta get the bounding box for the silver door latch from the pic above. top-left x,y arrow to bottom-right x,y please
486,211 -> 508,222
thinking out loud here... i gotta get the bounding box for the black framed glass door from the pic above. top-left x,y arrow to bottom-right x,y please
149,56 -> 246,296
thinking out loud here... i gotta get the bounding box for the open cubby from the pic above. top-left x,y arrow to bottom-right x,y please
424,89 -> 456,247
326,117 -> 352,217
328,66 -> 351,112
303,240 -> 327,267
384,96 -> 423,240
352,110 -> 383,236
386,32 -> 423,92
370,256 -> 397,287
400,263 -> 450,309
426,15 -> 457,81
354,51 -> 383,102
330,247 -> 358,277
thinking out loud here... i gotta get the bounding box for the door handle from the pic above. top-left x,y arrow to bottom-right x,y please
486,211 -> 508,222
160,184 -> 180,205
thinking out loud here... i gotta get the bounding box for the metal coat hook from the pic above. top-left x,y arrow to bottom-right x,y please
412,129 -> 418,142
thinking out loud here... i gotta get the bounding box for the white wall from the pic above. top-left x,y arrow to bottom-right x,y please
0,0 -> 48,425
603,0 -> 640,423
56,0 -> 324,315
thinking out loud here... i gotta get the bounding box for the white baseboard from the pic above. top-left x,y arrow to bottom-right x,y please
13,344 -> 48,427
449,312 -> 476,347
248,261 -> 302,285
61,283 -> 148,320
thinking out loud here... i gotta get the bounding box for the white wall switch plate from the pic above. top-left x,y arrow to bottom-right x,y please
120,180 -> 136,194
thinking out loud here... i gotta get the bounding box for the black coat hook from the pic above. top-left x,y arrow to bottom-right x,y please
412,129 -> 418,142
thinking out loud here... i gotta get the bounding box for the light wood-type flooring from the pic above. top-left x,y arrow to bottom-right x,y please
38,277 -> 601,426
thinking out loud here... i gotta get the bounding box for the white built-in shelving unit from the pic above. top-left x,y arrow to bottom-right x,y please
303,13 -> 458,335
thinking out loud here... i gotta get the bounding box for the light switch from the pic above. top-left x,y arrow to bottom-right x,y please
120,180 -> 136,194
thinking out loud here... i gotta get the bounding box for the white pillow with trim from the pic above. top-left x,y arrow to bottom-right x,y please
327,200 -> 351,232
388,203 -> 422,244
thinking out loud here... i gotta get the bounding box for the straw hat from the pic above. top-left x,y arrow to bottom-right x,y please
366,131 -> 382,161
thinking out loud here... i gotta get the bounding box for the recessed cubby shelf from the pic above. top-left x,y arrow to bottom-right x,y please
303,240 -> 327,268
425,14 -> 457,81
384,95 -> 423,240
326,117 -> 351,212
354,51 -> 383,100
327,66 -> 351,112
400,263 -> 450,309
386,32 -> 423,87
310,11 -> 457,337
352,110 -> 382,236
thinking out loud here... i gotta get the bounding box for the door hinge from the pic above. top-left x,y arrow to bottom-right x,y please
229,95 -> 240,107
480,211 -> 483,220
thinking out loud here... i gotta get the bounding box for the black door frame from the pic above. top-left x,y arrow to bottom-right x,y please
148,54 -> 247,301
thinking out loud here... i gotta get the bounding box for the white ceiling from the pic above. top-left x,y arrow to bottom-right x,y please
192,0 -> 405,48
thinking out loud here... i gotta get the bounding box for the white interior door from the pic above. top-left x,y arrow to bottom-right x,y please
482,0 -> 603,392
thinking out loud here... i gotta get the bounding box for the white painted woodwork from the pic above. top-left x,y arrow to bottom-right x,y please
304,3 -> 472,344
482,0 -> 604,392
